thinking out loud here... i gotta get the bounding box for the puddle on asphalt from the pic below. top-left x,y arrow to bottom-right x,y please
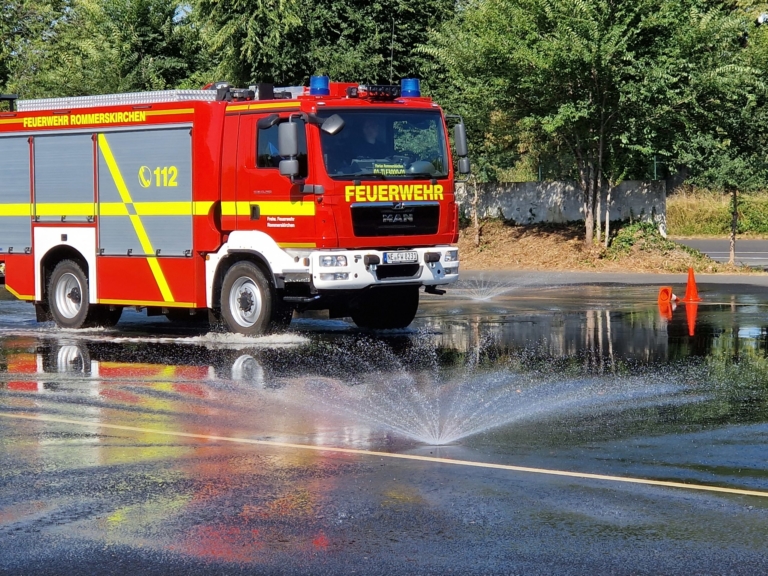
3,282 -> 768,568
2,283 -> 768,449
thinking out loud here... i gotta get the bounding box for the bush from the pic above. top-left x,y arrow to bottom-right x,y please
608,221 -> 680,256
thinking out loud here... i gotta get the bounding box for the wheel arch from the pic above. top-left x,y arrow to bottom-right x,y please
211,250 -> 276,310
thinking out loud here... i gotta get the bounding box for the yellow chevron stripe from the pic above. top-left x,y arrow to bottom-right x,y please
0,204 -> 32,216
4,285 -> 34,301
35,203 -> 95,217
97,134 -> 175,303
221,201 -> 315,217
193,201 -> 214,215
99,298 -> 195,308
144,108 -> 194,117
1,201 -> 214,218
146,258 -> 174,302
278,242 -> 317,248
248,102 -> 301,110
97,201 -> 214,217
226,102 -> 301,113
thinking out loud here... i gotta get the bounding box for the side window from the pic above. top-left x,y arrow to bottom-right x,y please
256,119 -> 308,177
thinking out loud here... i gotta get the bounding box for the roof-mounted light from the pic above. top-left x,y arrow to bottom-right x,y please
358,84 -> 400,100
400,78 -> 421,98
309,75 -> 330,96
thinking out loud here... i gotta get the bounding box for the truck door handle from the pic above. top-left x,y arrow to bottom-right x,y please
250,205 -> 260,220
301,184 -> 325,195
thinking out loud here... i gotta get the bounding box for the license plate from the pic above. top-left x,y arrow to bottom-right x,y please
383,251 -> 418,264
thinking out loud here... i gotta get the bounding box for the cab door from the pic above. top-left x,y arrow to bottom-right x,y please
235,114 -> 316,248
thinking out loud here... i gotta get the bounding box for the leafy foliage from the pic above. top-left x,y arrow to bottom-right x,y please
607,221 -> 683,256
422,0 -> 768,243
1,0 -> 766,247
0,0 -> 68,100
189,0 -> 454,86
3,0 -> 202,97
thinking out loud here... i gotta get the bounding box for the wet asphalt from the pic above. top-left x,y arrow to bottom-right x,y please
1,271 -> 768,575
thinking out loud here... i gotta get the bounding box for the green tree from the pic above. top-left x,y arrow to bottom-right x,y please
424,0 -> 764,245
8,0 -> 202,98
0,1 -> 68,98
190,0 -> 455,87
676,9 -> 768,263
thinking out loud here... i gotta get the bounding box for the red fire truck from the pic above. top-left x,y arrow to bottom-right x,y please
0,77 -> 468,334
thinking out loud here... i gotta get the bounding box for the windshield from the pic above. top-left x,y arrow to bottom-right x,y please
318,110 -> 449,180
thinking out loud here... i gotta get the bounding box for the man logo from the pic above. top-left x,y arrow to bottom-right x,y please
383,213 -> 413,224
138,166 -> 152,188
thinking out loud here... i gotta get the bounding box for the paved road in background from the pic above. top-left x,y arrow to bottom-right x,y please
674,238 -> 768,268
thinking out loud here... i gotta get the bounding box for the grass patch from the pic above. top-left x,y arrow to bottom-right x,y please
667,186 -> 768,237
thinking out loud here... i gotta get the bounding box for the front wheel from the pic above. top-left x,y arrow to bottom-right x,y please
350,285 -> 419,329
220,262 -> 274,336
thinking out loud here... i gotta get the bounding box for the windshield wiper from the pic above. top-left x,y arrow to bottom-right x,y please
407,173 -> 445,180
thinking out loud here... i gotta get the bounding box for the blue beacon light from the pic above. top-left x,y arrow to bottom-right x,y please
400,78 -> 421,97
309,75 -> 330,96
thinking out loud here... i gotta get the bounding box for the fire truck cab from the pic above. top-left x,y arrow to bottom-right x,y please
0,77 -> 467,334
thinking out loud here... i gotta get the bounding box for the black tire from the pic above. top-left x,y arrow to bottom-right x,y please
48,260 -> 92,329
221,261 -> 275,335
350,285 -> 419,329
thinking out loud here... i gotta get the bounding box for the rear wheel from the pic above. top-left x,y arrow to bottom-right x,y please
48,260 -> 92,329
221,262 -> 274,336
350,285 -> 419,329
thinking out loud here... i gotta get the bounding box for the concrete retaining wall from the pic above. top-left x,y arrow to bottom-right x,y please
455,180 -> 667,234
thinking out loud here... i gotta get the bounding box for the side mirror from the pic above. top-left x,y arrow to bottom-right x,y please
278,121 -> 300,178
278,121 -> 298,157
279,159 -> 300,177
454,122 -> 468,157
458,157 -> 471,175
321,114 -> 345,135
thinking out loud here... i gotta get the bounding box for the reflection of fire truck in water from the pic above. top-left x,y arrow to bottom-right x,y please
0,77 -> 469,334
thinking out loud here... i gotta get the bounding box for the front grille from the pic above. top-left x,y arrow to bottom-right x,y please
376,264 -> 421,279
352,203 -> 439,237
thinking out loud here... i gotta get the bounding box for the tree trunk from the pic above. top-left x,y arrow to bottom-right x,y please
595,184 -> 602,245
729,187 -> 737,265
472,175 -> 481,248
581,164 -> 594,246
604,184 -> 612,248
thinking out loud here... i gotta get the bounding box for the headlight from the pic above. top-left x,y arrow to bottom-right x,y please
444,249 -> 459,262
319,272 -> 349,281
319,255 -> 347,267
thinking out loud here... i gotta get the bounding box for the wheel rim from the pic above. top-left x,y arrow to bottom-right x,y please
57,344 -> 86,373
229,276 -> 262,328
55,273 -> 83,320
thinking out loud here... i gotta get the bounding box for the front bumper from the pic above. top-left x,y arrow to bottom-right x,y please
309,247 -> 459,290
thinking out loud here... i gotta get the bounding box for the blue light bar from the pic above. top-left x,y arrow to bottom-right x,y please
400,78 -> 421,97
309,75 -> 330,96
